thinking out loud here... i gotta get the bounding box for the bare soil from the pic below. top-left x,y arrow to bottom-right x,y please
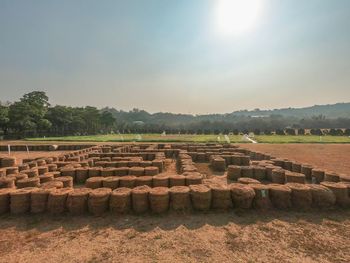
1,144 -> 350,262
241,144 -> 350,174
0,210 -> 349,263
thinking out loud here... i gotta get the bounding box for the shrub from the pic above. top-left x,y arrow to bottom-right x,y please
310,129 -> 323,136
329,129 -> 344,136
298,128 -> 305,135
285,128 -> 296,135
275,129 -> 285,135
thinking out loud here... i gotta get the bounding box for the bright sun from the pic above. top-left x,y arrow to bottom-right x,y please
215,0 -> 264,36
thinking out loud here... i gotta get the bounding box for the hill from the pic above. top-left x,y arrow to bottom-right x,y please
104,102 -> 350,123
232,103 -> 350,118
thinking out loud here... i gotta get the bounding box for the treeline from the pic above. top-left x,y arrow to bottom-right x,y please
104,108 -> 350,135
1,91 -> 350,138
0,91 -> 116,138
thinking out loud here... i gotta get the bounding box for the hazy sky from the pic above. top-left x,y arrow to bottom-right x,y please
1,0 -> 350,114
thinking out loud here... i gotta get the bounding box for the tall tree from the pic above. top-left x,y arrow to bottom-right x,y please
100,111 -> 116,132
0,105 -> 9,135
46,105 -> 73,135
8,91 -> 51,137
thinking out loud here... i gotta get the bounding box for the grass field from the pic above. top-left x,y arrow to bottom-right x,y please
25,134 -> 350,143
255,135 -> 350,143
25,134 -> 246,143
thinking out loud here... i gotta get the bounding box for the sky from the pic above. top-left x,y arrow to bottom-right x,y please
0,0 -> 350,114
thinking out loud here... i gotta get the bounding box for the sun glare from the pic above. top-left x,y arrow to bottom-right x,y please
215,0 -> 264,36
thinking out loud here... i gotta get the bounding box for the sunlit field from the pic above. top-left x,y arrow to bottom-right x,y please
254,135 -> 350,143
25,134 -> 350,143
26,134 -> 247,143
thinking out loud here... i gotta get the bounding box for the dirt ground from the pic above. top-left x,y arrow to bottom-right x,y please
1,144 -> 350,262
241,144 -> 350,175
0,210 -> 349,263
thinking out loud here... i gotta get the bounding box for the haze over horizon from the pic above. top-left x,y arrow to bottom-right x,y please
1,0 -> 350,114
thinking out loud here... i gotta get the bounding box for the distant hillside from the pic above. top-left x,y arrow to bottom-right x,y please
104,103 -> 350,121
102,102 -> 350,132
232,103 -> 350,118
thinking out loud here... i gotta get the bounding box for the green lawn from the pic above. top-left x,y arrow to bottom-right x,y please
254,135 -> 350,143
25,134 -> 350,143
26,134 -> 247,143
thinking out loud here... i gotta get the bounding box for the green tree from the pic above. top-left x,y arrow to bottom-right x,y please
82,106 -> 101,134
0,105 -> 10,135
46,105 -> 73,135
100,111 -> 116,132
22,91 -> 50,108
8,101 -> 36,136
8,91 -> 51,137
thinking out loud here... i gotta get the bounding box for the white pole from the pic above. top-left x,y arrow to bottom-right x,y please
26,145 -> 30,157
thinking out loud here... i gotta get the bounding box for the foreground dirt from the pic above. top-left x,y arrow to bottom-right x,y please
1,144 -> 350,262
241,144 -> 350,174
0,210 -> 349,263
